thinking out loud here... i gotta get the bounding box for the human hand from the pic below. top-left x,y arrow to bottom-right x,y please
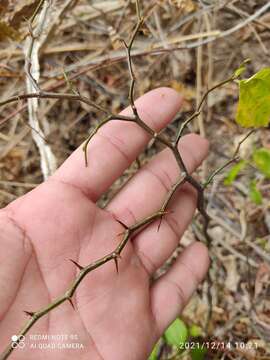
0,88 -> 209,360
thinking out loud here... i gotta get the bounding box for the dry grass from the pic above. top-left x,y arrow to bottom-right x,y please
0,1 -> 269,359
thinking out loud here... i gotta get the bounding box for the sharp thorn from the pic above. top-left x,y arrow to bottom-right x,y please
157,217 -> 163,232
117,231 -> 126,237
160,209 -> 173,216
114,257 -> 119,273
115,218 -> 129,229
135,157 -> 141,169
84,153 -> 88,167
69,259 -> 84,270
157,209 -> 173,231
68,297 -> 75,310
112,253 -> 121,274
24,310 -> 34,317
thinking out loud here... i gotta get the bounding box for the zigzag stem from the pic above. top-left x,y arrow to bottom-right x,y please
0,1 -> 254,358
203,129 -> 255,189
0,175 -> 186,360
82,4 -> 236,246
0,92 -> 112,116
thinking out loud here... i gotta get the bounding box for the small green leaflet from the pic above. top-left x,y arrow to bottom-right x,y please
191,346 -> 207,360
148,342 -> 159,360
189,324 -> 206,360
236,68 -> 270,128
253,147 -> 270,178
249,180 -> 262,205
148,319 -> 188,359
233,59 -> 250,79
224,160 -> 247,185
189,324 -> 203,338
164,318 -> 188,347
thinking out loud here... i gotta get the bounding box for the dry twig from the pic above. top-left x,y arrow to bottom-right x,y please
24,0 -> 57,179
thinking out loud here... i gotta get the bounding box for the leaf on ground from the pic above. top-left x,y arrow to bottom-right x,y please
164,318 -> 188,347
249,180 -> 262,205
191,346 -> 207,360
254,263 -> 270,298
223,255 -> 240,292
148,342 -> 159,360
224,160 -> 247,185
0,0 -> 8,15
170,0 -> 196,13
189,324 -> 203,338
0,21 -> 20,41
9,0 -> 39,27
253,147 -> 270,178
236,68 -> 270,128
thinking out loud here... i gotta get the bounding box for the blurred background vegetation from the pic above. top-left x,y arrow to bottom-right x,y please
0,1 -> 269,359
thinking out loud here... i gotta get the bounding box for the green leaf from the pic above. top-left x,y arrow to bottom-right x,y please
189,324 -> 203,338
148,343 -> 159,360
191,345 -> 207,360
253,147 -> 270,178
233,59 -> 250,79
249,180 -> 262,205
224,160 -> 247,185
236,68 -> 270,128
0,21 -> 20,41
164,318 -> 188,347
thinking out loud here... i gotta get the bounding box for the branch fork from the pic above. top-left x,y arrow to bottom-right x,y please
0,1 -> 255,358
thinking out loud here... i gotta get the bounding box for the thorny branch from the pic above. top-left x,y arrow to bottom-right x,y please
0,1 -> 254,359
203,129 -> 256,189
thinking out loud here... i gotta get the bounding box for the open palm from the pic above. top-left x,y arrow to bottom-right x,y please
0,88 -> 209,360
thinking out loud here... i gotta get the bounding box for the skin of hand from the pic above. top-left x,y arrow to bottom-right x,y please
0,88 -> 210,360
